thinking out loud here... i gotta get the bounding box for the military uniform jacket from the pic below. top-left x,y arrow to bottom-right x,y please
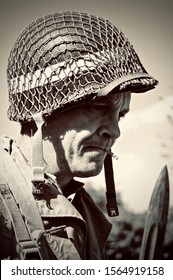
0,137 -> 112,260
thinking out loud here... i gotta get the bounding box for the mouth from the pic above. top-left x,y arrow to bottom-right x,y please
82,144 -> 113,155
83,146 -> 106,152
82,146 -> 118,159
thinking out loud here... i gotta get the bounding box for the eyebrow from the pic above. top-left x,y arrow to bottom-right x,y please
86,97 -> 121,106
85,97 -> 131,113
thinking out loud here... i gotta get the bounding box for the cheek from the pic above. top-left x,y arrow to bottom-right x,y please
61,130 -> 78,158
61,130 -> 93,159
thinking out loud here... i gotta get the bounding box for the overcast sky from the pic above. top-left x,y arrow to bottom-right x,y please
0,0 -> 172,212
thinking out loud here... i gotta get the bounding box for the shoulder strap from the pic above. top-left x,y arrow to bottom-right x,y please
0,141 -> 44,246
0,171 -> 40,259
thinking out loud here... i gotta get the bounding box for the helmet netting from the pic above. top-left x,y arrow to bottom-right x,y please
7,11 -> 158,122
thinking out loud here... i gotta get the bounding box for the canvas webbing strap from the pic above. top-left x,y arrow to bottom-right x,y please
32,112 -> 45,184
0,144 -> 44,237
0,169 -> 41,259
0,171 -> 31,242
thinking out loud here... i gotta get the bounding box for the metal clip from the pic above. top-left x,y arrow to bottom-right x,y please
32,182 -> 44,196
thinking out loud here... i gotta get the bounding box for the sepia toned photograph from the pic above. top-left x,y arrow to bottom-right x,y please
0,0 -> 172,261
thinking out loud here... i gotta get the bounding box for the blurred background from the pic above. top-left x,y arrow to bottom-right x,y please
0,0 -> 172,259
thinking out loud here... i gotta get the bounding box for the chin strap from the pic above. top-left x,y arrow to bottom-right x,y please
32,112 -> 45,196
104,152 -> 119,217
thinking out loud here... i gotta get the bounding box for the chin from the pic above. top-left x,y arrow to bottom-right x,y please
74,163 -> 103,178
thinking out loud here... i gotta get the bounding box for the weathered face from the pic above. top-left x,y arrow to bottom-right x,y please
42,92 -> 131,185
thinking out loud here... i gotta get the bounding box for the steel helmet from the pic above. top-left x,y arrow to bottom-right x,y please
7,11 -> 158,123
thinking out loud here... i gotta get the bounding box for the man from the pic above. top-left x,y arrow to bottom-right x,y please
0,11 -> 158,259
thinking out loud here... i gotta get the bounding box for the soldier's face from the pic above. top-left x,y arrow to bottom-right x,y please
43,92 -> 131,185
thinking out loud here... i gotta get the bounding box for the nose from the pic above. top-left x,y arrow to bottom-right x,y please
97,118 -> 120,143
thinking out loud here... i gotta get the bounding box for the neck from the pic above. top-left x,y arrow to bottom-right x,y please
54,171 -> 73,189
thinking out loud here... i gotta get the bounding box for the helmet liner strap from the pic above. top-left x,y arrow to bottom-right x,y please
32,112 -> 45,195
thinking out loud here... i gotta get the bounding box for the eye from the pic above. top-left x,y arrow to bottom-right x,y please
93,105 -> 106,111
90,105 -> 108,114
